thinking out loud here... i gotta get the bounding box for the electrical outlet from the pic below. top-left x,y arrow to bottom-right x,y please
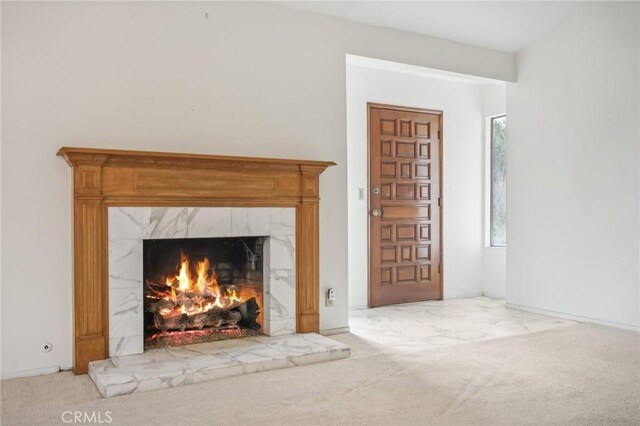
326,288 -> 335,306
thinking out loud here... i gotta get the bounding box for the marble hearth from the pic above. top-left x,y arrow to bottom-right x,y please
89,333 -> 350,398
109,206 -> 296,357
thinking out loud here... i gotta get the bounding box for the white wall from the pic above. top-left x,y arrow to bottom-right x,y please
506,2 -> 639,329
347,59 -> 506,309
482,84 -> 507,298
1,2 -> 514,378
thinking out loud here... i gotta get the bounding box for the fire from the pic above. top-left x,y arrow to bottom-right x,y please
176,258 -> 191,292
150,253 -> 249,318
195,258 -> 209,294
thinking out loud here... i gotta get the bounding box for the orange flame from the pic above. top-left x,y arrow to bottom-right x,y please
176,256 -> 191,292
154,252 -> 258,320
195,258 -> 210,294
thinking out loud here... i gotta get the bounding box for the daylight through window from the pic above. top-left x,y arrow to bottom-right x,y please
490,115 -> 507,247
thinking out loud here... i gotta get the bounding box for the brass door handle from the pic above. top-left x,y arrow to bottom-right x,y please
372,209 -> 382,217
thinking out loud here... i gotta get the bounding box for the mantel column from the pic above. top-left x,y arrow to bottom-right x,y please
296,165 -> 324,333
71,158 -> 108,374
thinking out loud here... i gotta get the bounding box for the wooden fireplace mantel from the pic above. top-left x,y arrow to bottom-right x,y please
57,147 -> 335,374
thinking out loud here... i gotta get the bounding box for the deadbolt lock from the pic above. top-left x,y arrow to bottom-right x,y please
372,209 -> 383,217
372,187 -> 380,195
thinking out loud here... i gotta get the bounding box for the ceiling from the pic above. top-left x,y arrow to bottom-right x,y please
276,1 -> 582,53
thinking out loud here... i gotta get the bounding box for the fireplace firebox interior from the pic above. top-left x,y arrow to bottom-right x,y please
143,236 -> 264,349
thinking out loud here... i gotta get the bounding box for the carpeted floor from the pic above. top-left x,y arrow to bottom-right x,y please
2,304 -> 639,425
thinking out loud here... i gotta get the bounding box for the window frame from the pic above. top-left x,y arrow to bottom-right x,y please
488,114 -> 507,248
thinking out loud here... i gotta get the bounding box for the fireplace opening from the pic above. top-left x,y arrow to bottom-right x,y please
143,236 -> 264,349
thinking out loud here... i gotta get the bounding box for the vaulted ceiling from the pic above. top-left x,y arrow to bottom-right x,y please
277,1 -> 581,53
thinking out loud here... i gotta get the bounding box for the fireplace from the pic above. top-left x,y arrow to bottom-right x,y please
57,147 -> 334,373
143,236 -> 265,349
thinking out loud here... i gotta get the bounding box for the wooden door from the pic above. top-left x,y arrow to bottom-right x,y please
369,104 -> 442,307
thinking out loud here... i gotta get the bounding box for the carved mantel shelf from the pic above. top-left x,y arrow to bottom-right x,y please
58,147 -> 335,374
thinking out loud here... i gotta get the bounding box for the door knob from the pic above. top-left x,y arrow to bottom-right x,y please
371,187 -> 380,195
372,209 -> 382,217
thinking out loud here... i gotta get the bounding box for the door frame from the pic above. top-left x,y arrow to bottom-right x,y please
366,102 -> 444,307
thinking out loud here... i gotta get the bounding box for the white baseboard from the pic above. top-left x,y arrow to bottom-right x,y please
506,303 -> 640,332
348,293 -> 490,311
320,326 -> 350,336
482,292 -> 506,299
443,291 -> 484,300
1,365 -> 60,380
348,305 -> 368,311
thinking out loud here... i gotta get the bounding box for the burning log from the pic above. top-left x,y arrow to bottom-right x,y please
145,278 -> 244,314
149,298 -> 176,313
153,297 -> 259,332
145,253 -> 262,340
155,309 -> 242,332
146,279 -> 173,298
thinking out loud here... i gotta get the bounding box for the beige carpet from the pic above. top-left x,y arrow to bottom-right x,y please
2,323 -> 639,425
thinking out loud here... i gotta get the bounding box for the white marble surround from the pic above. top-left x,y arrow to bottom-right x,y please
108,207 -> 296,357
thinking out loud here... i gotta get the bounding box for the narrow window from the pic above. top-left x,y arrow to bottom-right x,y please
490,115 -> 507,247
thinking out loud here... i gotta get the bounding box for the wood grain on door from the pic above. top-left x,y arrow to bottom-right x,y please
369,105 -> 442,306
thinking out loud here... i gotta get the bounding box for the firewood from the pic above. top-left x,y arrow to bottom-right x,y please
149,298 -> 175,313
145,279 -> 172,297
152,298 -> 256,332
155,308 -> 243,332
